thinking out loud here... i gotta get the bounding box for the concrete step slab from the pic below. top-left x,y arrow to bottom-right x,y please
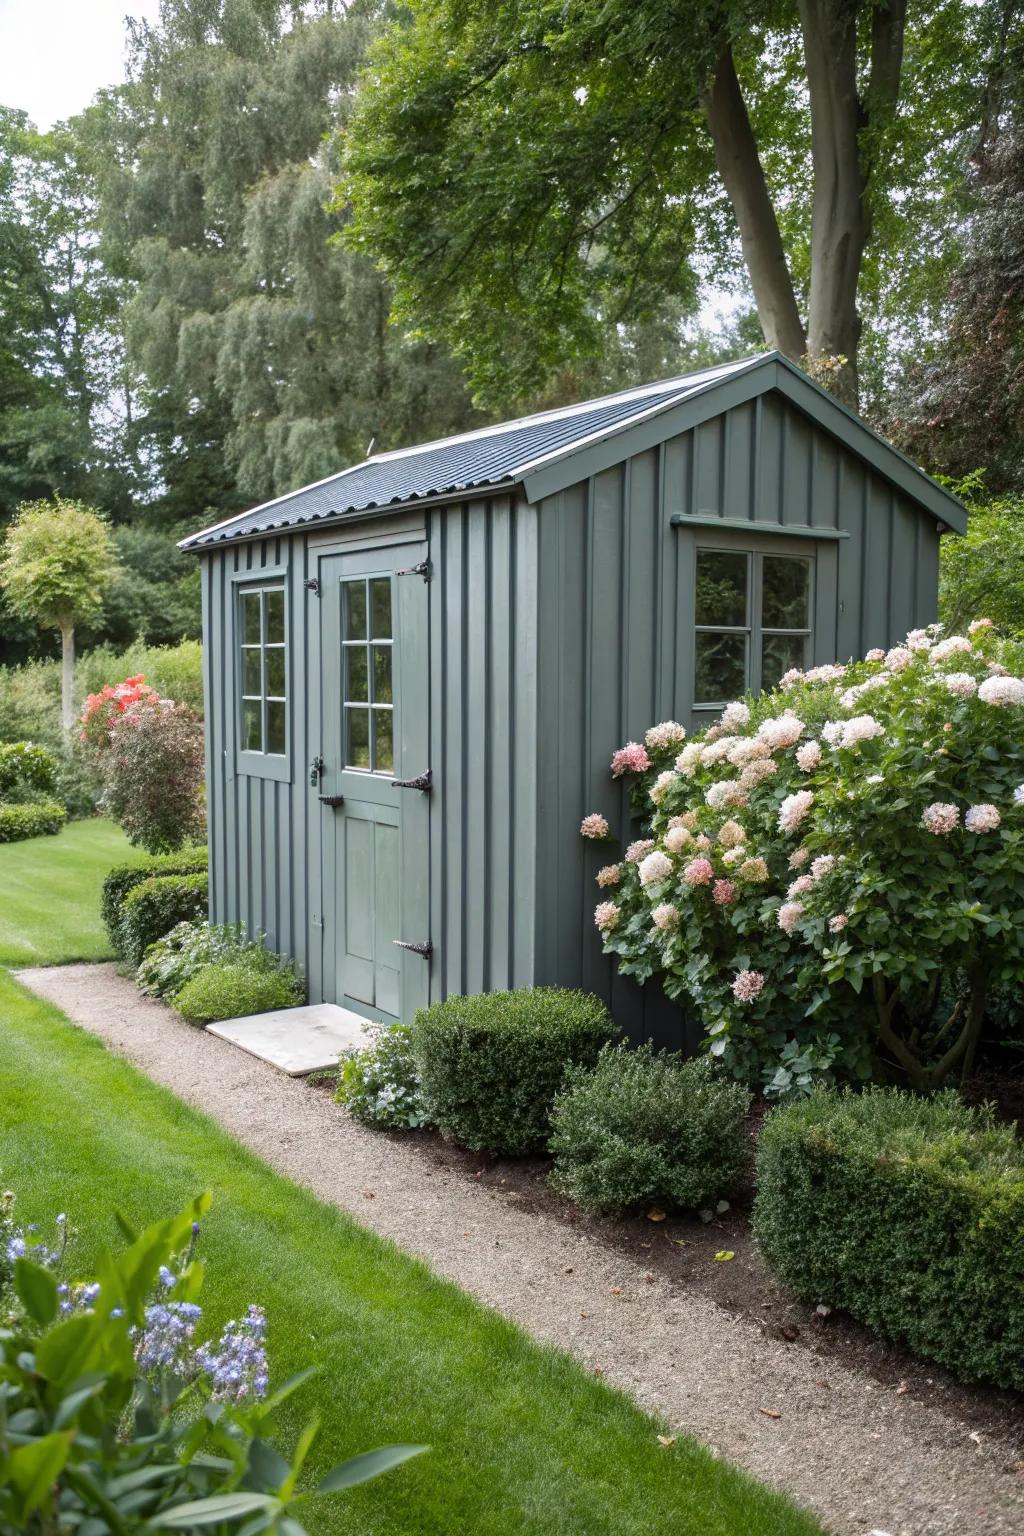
206,1002 -> 371,1075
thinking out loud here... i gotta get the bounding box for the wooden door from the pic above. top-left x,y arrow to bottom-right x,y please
318,543 -> 430,1022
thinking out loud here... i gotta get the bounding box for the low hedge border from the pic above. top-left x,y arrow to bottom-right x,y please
0,742 -> 58,797
102,846 -> 208,955
0,800 -> 68,842
174,962 -> 304,1026
753,1087 -> 1024,1389
118,872 -> 209,970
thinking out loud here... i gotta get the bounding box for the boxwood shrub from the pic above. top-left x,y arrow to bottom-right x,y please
549,1045 -> 751,1216
102,846 -> 207,953
0,800 -> 67,842
753,1088 -> 1024,1389
0,741 -> 57,797
118,872 -> 209,969
414,988 -> 619,1155
174,962 -> 304,1025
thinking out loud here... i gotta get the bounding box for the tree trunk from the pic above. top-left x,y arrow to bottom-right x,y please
60,622 -> 75,740
700,47 -> 807,363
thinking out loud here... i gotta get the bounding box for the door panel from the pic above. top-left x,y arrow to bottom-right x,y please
318,542 -> 430,1022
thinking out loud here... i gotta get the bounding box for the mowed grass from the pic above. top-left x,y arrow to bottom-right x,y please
0,818 -> 146,965
0,971 -> 824,1536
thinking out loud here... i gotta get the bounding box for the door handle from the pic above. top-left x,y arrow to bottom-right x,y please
393,939 -> 432,957
391,769 -> 432,792
318,795 -> 345,807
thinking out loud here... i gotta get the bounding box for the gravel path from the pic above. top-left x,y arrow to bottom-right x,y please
15,962 -> 1024,1536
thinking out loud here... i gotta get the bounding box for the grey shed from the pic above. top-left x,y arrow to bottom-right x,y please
181,351 -> 966,1043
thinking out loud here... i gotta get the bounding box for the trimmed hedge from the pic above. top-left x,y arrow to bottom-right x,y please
174,962 -> 304,1026
0,800 -> 68,842
102,846 -> 208,954
549,1046 -> 751,1216
753,1088 -> 1024,1389
0,741 -> 57,797
118,873 -> 209,969
414,988 -> 619,1155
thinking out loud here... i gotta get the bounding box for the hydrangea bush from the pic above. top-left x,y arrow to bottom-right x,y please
588,621 -> 1024,1095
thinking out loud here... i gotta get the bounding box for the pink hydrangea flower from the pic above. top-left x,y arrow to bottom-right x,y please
705,780 -> 748,810
722,845 -> 745,867
796,739 -> 822,773
788,846 -> 810,869
944,672 -> 977,698
739,758 -> 778,789
638,850 -> 673,887
803,663 -> 848,684
965,803 -> 1001,833
757,715 -> 805,750
787,874 -> 814,898
701,737 -> 740,766
968,618 -> 993,635
732,969 -> 765,1004
649,770 -> 677,804
610,741 -> 651,777
675,743 -> 703,776
695,833 -> 712,851
712,879 -> 737,906
664,825 -> 692,853
728,737 -> 771,767
580,813 -> 610,840
738,856 -> 769,883
778,790 -> 814,834
865,647 -> 885,662
651,903 -> 680,931
906,628 -> 931,652
821,720 -> 843,745
978,675 -> 1024,707
594,901 -> 620,933
777,900 -> 805,934
810,854 -> 836,881
840,714 -> 884,748
828,913 -> 848,934
720,700 -> 751,728
929,635 -> 973,663
624,839 -> 655,864
682,857 -> 714,887
885,646 -> 913,672
779,667 -> 804,687
596,864 -> 621,888
717,819 -> 746,848
645,721 -> 686,751
921,802 -> 959,835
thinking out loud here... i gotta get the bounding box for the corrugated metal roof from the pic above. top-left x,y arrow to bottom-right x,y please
179,355 -> 762,550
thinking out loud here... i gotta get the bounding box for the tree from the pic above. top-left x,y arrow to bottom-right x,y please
0,499 -> 119,734
341,0 -> 1018,409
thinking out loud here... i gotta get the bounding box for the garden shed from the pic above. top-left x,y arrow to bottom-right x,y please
181,351 -> 967,1042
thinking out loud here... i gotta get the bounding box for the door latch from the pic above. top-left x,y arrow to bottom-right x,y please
397,559 -> 432,581
393,939 -> 433,957
391,768 -> 432,792
318,795 -> 345,808
309,755 -> 324,787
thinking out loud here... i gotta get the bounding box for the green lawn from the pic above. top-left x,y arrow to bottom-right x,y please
0,817 -> 145,965
0,970 -> 823,1536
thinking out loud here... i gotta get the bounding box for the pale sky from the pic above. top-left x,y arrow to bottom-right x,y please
0,0 -> 161,129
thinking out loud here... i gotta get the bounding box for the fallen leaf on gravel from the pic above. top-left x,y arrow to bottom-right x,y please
656,1436 -> 676,1447
580,1311 -> 589,1318
667,1237 -> 688,1247
643,1272 -> 655,1284
593,1366 -> 604,1377
564,1266 -> 573,1274
969,1431 -> 983,1447
362,1190 -> 375,1199
896,1380 -> 909,1395
815,1303 -> 832,1317
610,1286 -> 623,1295
1006,1460 -> 1024,1474
646,1206 -> 667,1221
758,1408 -> 782,1419
713,1250 -> 735,1262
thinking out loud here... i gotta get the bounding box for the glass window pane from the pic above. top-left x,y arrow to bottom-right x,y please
242,698 -> 263,753
695,551 -> 748,627
762,557 -> 810,629
347,707 -> 370,769
761,634 -> 807,692
265,646 -> 286,698
241,591 -> 261,645
374,709 -> 394,774
242,648 -> 262,696
346,646 -> 368,702
265,588 -> 285,644
372,645 -> 393,704
370,577 -> 392,639
266,700 -> 286,755
345,581 -> 367,641
695,631 -> 747,704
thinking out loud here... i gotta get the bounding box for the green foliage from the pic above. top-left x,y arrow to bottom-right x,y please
174,962 -> 304,1026
0,499 -> 118,634
101,846 -> 208,954
753,1088 -> 1024,1389
0,801 -> 67,843
939,492 -> 1024,639
597,625 -> 1024,1094
0,1195 -> 425,1534
549,1046 -> 751,1216
0,741 -> 56,796
100,697 -> 205,854
50,743 -> 102,820
336,1023 -> 431,1130
138,920 -> 303,1003
117,872 -> 209,969
414,989 -> 619,1155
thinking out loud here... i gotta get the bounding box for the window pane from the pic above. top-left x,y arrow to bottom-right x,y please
761,634 -> 807,692
345,581 -> 367,640
370,577 -> 392,639
242,698 -> 263,753
265,588 -> 285,644
374,709 -> 394,774
242,648 -> 262,696
347,707 -> 370,769
372,644 -> 393,704
265,646 -> 286,698
266,700 -> 287,755
695,551 -> 747,627
346,646 -> 368,702
695,632 -> 747,703
241,591 -> 261,645
762,557 -> 810,629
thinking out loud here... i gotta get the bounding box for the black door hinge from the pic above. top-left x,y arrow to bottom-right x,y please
397,559 -> 432,581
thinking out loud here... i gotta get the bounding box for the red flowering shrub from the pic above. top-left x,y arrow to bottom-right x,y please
80,674 -> 160,756
101,698 -> 205,853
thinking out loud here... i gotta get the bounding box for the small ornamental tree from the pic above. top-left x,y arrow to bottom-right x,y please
80,673 -> 161,756
102,696 -> 206,853
589,621 -> 1024,1096
0,499 -> 119,736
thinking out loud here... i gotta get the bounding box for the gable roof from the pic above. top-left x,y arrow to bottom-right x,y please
180,352 -> 966,550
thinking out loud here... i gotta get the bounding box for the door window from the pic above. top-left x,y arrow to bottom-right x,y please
238,584 -> 287,757
342,576 -> 394,773
694,549 -> 812,715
